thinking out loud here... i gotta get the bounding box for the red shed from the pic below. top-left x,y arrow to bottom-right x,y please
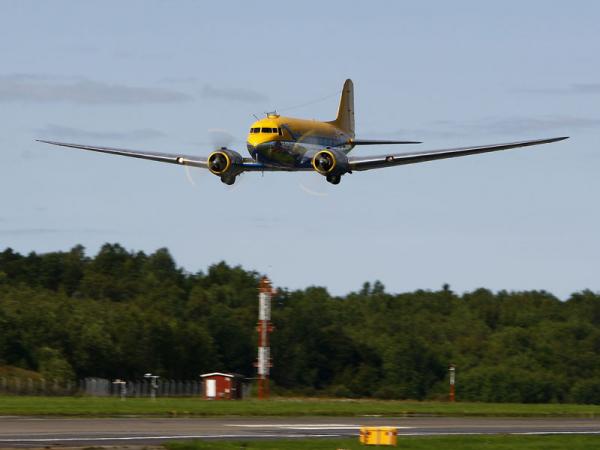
200,372 -> 245,400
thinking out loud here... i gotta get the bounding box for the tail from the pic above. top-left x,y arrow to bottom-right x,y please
330,79 -> 355,138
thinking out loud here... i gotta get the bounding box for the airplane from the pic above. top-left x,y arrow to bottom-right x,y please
38,79 -> 568,186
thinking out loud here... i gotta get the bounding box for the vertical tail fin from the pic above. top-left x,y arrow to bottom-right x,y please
330,79 -> 355,138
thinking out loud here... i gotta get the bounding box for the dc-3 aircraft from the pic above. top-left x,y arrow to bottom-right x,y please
38,79 -> 567,186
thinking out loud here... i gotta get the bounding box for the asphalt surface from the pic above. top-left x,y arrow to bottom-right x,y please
0,416 -> 599,447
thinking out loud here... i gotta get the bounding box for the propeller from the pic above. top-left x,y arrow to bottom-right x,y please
183,129 -> 238,189
208,128 -> 235,149
314,152 -> 334,173
299,172 -> 331,197
208,152 -> 229,173
293,130 -> 331,197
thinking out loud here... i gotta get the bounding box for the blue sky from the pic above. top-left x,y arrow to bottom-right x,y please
1,1 -> 598,297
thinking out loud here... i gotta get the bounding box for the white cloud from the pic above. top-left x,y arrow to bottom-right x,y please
0,227 -> 115,235
201,84 -> 268,103
516,83 -> 600,95
35,124 -> 166,141
0,74 -> 192,104
480,116 -> 600,134
394,116 -> 600,139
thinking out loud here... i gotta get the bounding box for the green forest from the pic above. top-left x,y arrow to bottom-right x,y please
1,243 -> 600,403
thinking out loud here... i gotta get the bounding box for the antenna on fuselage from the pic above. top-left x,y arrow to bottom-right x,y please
277,90 -> 339,113
252,114 -> 260,120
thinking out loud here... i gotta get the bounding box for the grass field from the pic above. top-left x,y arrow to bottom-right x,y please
1,396 -> 600,417
164,435 -> 600,450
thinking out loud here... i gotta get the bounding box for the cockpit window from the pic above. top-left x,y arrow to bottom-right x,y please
250,127 -> 280,134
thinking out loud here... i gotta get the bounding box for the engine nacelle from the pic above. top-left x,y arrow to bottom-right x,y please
207,148 -> 243,177
311,149 -> 349,176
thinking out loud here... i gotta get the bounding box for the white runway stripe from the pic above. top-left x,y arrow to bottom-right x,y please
3,430 -> 600,443
0,433 -> 342,442
227,423 -> 413,430
396,430 -> 600,436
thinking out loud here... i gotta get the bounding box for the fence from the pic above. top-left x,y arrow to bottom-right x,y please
0,377 -> 205,397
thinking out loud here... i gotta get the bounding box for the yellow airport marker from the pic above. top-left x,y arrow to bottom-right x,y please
359,426 -> 398,446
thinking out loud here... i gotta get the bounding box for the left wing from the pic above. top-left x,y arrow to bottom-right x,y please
37,140 -> 209,168
349,136 -> 568,171
36,140 -> 275,171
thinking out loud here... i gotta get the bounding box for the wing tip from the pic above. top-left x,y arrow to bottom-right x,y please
532,136 -> 569,145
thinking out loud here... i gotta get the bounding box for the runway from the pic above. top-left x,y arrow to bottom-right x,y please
0,416 -> 599,446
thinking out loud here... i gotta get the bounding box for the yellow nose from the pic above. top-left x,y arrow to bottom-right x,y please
247,132 -> 279,147
247,133 -> 265,147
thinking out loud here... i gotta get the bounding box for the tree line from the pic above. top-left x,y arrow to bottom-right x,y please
1,243 -> 599,403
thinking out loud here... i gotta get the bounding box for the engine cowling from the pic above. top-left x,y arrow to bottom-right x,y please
207,148 -> 243,176
311,149 -> 349,176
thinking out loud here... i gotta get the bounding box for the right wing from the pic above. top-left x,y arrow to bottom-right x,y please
350,139 -> 422,145
349,136 -> 568,171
